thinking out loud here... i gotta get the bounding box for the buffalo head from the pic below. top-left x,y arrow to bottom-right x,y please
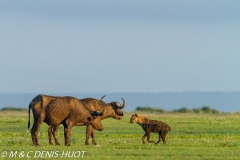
100,95 -> 125,120
87,116 -> 104,131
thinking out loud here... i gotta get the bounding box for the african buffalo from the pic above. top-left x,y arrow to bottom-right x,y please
28,94 -> 105,146
48,95 -> 125,145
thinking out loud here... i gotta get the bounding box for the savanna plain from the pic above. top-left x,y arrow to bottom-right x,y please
0,111 -> 240,160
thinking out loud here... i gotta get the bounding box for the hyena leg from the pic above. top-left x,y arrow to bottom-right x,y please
155,132 -> 162,144
147,132 -> 154,143
161,131 -> 167,144
142,133 -> 147,144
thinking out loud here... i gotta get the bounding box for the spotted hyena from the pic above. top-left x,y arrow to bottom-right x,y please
129,113 -> 171,144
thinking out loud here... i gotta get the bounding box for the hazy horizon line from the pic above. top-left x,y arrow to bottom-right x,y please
1,91 -> 240,94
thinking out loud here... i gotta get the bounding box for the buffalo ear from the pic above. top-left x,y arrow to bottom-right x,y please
87,117 -> 92,121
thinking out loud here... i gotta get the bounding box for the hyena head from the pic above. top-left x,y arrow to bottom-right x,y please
129,113 -> 140,123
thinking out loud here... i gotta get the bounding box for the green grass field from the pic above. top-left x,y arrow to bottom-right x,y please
0,111 -> 240,159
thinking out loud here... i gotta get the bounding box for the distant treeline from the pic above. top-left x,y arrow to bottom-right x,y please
1,106 -> 27,111
136,106 -> 224,114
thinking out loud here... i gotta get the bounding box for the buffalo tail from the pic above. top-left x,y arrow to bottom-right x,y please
28,103 -> 31,130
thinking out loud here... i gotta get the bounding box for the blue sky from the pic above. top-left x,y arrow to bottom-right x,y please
0,1 -> 240,93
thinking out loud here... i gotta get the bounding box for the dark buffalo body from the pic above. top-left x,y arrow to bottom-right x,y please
28,94 -> 104,146
48,95 -> 126,145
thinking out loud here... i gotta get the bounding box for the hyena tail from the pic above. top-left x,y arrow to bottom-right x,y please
168,125 -> 171,132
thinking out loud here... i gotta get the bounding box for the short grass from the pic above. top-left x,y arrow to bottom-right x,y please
0,111 -> 240,159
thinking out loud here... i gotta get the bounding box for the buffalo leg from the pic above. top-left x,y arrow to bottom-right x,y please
85,125 -> 98,145
91,128 -> 97,145
48,125 -> 53,145
85,125 -> 91,145
31,129 -> 36,145
63,123 -> 73,146
31,116 -> 44,146
52,125 -> 60,145
86,125 -> 97,145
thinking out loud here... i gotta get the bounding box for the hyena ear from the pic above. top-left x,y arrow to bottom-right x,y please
135,113 -> 138,117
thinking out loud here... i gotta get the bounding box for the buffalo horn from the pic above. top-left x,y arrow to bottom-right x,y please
100,95 -> 106,102
118,98 -> 125,109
